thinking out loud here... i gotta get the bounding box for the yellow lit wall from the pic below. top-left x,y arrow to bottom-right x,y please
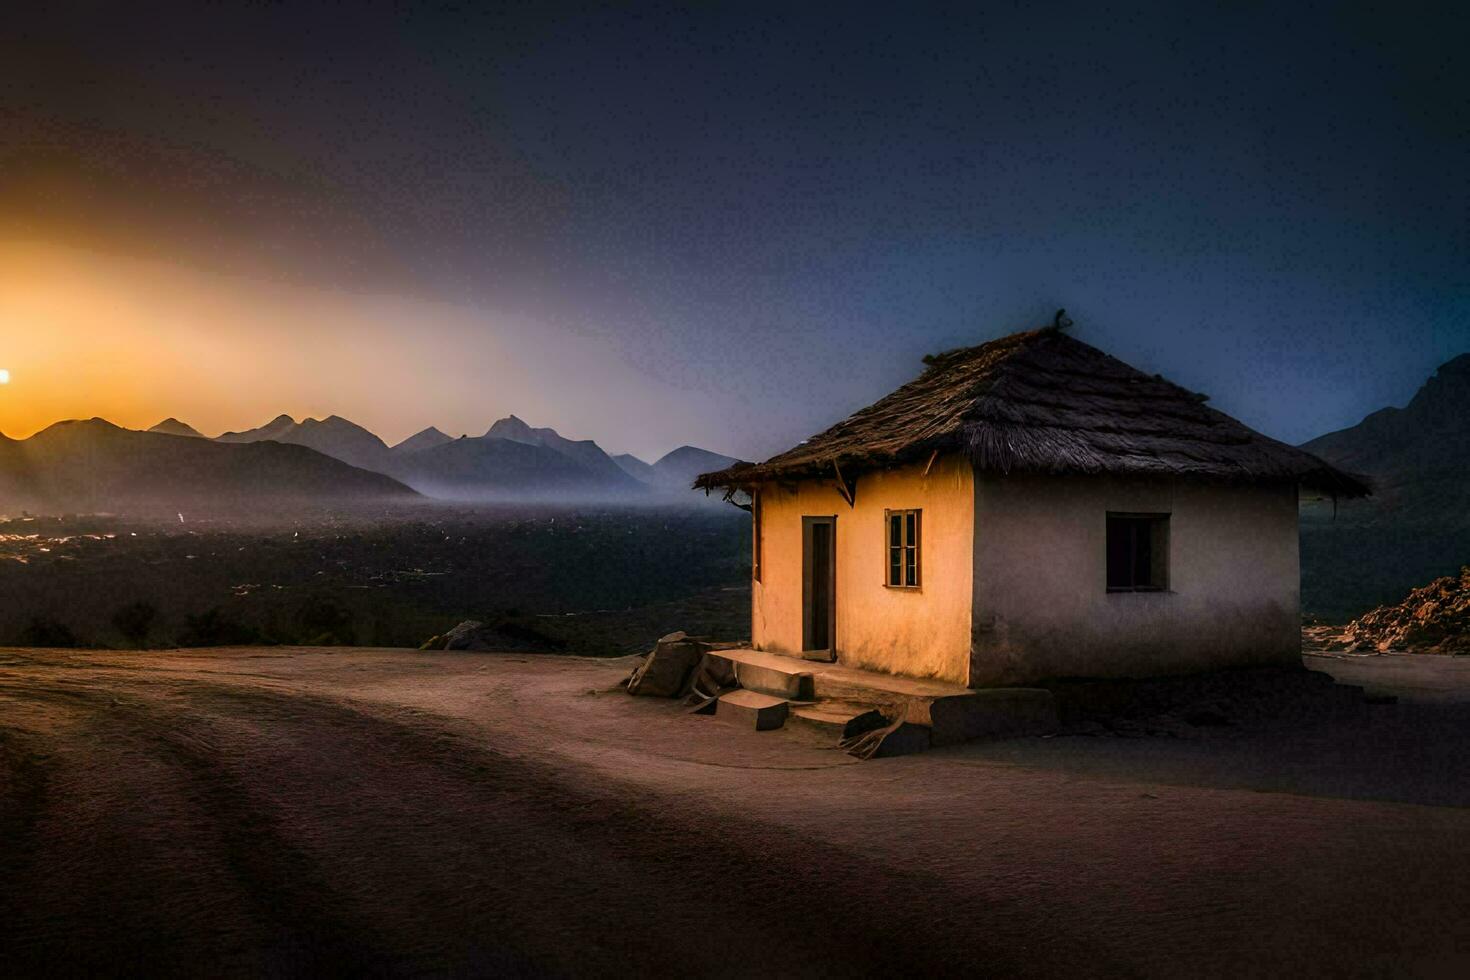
752,453 -> 975,684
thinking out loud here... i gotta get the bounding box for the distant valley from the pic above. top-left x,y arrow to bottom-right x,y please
3,412 -> 741,515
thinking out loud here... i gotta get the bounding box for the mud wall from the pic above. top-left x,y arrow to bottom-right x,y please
970,474 -> 1301,686
753,454 -> 974,684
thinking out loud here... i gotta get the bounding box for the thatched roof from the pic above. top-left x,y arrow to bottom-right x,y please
695,326 -> 1370,497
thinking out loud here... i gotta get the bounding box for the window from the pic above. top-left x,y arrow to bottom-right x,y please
885,509 -> 920,588
1106,513 -> 1169,591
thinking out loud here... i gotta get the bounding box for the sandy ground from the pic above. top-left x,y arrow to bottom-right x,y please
2,647 -> 1469,978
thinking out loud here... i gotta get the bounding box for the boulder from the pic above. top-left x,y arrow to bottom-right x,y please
626,631 -> 708,697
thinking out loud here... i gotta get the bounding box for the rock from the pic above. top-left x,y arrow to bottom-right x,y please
1332,566 -> 1470,655
442,620 -> 488,650
626,631 -> 707,697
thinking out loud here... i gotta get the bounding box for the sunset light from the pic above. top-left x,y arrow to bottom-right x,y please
0,369 -> 9,384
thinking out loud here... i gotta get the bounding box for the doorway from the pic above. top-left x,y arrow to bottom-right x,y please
802,516 -> 836,661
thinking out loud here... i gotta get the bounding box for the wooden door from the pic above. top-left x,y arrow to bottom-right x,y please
802,516 -> 836,661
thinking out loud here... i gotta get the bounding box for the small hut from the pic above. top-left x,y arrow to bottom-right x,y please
695,325 -> 1369,687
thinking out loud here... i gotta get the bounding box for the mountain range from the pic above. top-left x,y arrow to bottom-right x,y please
201,412 -> 737,501
1,411 -> 741,514
0,419 -> 414,515
1299,352 -> 1470,620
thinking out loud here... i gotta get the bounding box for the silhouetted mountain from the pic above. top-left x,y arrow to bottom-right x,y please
391,427 -> 454,454
215,414 -> 391,472
612,453 -> 659,484
481,416 -> 643,490
652,446 -> 741,491
216,414 -> 298,443
484,414 -> 539,445
283,416 -> 392,471
1299,353 -> 1470,620
384,435 -> 639,500
147,418 -> 204,438
129,409 -> 733,503
0,419 -> 416,516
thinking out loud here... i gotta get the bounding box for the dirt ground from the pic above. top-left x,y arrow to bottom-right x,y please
2,647 -> 1469,978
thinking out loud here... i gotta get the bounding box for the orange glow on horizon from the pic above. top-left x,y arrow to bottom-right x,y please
0,240 -> 724,459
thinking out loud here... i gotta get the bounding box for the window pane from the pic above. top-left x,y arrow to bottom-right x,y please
889,546 -> 901,586
1132,522 -> 1152,587
890,514 -> 901,548
905,545 -> 917,586
1106,516 -> 1130,588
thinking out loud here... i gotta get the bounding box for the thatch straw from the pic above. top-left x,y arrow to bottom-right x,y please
694,326 -> 1370,497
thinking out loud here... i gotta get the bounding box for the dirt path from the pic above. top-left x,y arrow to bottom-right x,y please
2,647 -> 1469,977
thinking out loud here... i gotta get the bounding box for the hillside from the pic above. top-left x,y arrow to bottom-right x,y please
0,419 -> 416,516
1300,353 -> 1470,620
653,445 -> 740,491
612,453 -> 659,484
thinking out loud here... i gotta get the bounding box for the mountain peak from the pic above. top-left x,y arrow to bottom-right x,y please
485,415 -> 544,444
391,426 -> 454,454
148,418 -> 205,438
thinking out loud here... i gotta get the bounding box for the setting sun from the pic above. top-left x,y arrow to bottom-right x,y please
0,369 -> 9,384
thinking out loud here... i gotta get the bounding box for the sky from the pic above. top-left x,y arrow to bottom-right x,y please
1,1 -> 1465,461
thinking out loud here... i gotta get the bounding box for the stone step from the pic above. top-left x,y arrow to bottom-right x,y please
716,690 -> 790,731
788,701 -> 889,740
708,650 -> 814,700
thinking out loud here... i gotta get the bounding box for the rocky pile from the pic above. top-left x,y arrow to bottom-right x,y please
1315,567 -> 1470,655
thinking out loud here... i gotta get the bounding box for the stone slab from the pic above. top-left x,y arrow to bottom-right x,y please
716,690 -> 790,731
706,650 -> 815,700
789,701 -> 889,740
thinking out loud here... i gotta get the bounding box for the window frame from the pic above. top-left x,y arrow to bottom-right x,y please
883,508 -> 922,590
1105,512 -> 1170,593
